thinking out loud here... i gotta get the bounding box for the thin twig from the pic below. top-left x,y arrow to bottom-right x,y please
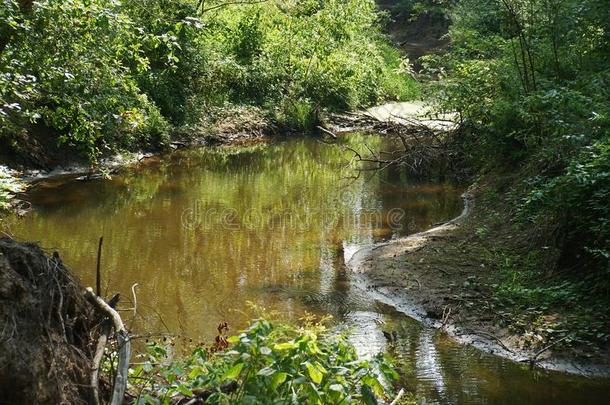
96,236 -> 103,297
390,388 -> 405,405
316,125 -> 337,139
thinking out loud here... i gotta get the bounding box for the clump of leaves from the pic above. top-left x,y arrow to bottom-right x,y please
0,171 -> 24,211
129,317 -> 399,404
429,0 -> 610,278
2,0 -> 419,161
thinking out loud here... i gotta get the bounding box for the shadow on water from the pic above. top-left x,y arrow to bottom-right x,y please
3,135 -> 609,404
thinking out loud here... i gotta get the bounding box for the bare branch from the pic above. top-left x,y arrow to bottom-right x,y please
85,287 -> 131,405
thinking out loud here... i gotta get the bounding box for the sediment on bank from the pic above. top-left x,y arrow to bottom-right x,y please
348,182 -> 610,377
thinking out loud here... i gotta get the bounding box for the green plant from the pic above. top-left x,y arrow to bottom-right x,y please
430,0 -> 609,277
1,0 -> 419,162
474,226 -> 489,238
520,139 -> 610,268
277,98 -> 319,132
0,171 -> 23,211
487,248 -> 610,352
129,317 -> 399,404
0,0 -> 170,160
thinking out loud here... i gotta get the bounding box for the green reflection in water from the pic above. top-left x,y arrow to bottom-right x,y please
4,134 -> 461,339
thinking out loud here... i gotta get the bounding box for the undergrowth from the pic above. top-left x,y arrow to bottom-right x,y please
0,172 -> 23,211
128,316 -> 399,404
0,0 -> 420,163
484,235 -> 610,356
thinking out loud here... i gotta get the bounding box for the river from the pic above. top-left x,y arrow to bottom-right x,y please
3,134 -> 609,404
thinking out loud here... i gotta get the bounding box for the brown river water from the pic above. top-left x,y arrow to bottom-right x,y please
3,134 -> 609,404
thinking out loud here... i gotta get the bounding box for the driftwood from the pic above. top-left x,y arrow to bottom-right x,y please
521,335 -> 571,369
389,388 -> 406,405
85,287 -> 131,405
330,112 -> 470,182
91,320 -> 111,405
316,125 -> 338,139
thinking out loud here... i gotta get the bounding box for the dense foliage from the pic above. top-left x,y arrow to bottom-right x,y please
129,317 -> 398,404
402,0 -> 610,352
422,0 -> 610,272
0,0 -> 417,162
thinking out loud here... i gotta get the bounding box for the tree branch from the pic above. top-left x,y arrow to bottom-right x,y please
85,287 -> 131,405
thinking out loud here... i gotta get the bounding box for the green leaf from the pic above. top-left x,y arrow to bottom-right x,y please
176,384 -> 193,397
257,366 -> 275,377
305,362 -> 323,384
307,382 -> 322,404
271,372 -> 287,389
188,367 -> 204,379
329,384 -> 344,393
362,375 -> 385,397
221,363 -> 244,380
380,362 -> 399,381
274,341 -> 298,350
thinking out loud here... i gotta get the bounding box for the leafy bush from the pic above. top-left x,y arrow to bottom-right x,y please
129,317 -> 398,404
1,0 -> 419,161
488,249 -> 610,352
121,0 -> 204,126
0,0 -> 169,160
192,0 -> 419,127
0,171 -> 22,211
521,140 -> 610,268
431,0 -> 610,274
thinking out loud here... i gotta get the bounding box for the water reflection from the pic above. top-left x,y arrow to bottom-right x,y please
5,135 -> 460,339
416,329 -> 447,397
3,135 -> 609,404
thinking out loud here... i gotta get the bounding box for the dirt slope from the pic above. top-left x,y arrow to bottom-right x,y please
347,188 -> 610,376
0,238 -> 94,404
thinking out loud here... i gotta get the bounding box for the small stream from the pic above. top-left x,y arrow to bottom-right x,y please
3,134 -> 609,404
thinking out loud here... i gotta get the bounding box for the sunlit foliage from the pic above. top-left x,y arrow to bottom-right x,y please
129,317 -> 399,404
0,0 -> 418,161
424,0 -> 610,270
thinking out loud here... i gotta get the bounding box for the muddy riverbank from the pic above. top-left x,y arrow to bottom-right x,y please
348,186 -> 610,377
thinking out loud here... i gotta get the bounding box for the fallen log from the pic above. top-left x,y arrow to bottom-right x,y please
316,125 -> 338,139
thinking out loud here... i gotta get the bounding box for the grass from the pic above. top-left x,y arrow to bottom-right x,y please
463,173 -> 610,357
486,247 -> 610,355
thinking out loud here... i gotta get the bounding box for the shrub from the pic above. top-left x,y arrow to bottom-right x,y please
521,140 -> 610,270
0,0 -> 169,161
1,0 -> 419,159
431,0 -> 609,274
129,317 -> 399,404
